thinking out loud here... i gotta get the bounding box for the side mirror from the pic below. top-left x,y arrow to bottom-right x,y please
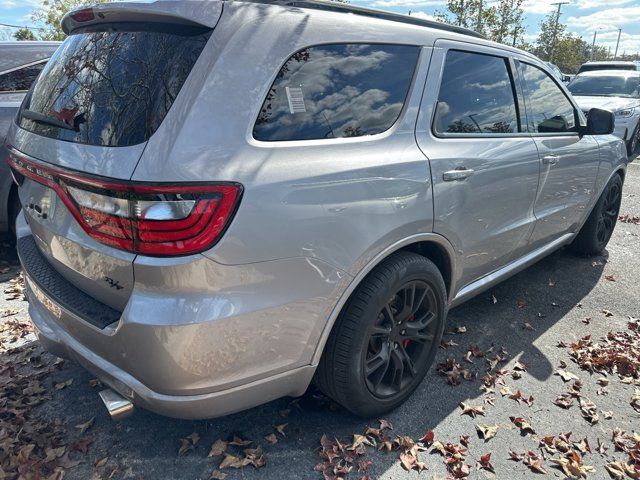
562,74 -> 571,83
586,108 -> 615,135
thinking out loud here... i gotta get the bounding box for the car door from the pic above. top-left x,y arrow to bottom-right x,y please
416,42 -> 541,289
516,60 -> 600,248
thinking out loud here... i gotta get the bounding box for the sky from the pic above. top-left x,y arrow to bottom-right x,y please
0,0 -> 639,55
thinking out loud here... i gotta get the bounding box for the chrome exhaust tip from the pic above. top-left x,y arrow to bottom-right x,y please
98,389 -> 134,421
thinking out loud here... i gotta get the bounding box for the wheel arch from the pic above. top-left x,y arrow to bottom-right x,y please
310,233 -> 457,365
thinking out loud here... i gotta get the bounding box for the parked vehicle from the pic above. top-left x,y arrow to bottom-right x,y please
577,61 -> 639,74
544,61 -> 571,83
568,70 -> 640,155
7,0 -> 627,420
0,41 -> 60,235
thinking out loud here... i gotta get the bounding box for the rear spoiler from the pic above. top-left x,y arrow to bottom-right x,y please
62,1 -> 222,35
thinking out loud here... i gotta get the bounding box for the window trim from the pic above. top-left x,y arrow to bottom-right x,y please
250,42 -> 422,144
0,59 -> 49,94
430,48 -> 525,139
518,60 -> 582,138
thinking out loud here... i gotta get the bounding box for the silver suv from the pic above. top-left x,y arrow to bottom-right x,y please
8,0 -> 627,419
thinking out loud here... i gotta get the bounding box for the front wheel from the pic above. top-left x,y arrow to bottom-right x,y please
570,174 -> 623,255
314,252 -> 447,417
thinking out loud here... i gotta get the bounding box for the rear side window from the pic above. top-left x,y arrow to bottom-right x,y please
17,24 -> 211,147
253,44 -> 419,141
434,50 -> 518,135
520,63 -> 576,134
0,62 -> 46,92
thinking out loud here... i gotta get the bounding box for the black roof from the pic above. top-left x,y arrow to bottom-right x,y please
243,0 -> 485,39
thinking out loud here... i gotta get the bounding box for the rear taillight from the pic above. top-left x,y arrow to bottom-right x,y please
69,8 -> 95,22
8,149 -> 242,256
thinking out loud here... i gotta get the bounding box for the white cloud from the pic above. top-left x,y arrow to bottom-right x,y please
408,10 -> 437,21
567,6 -> 640,31
371,0 -> 444,7
521,0 -> 556,15
575,0 -> 633,9
0,0 -> 41,8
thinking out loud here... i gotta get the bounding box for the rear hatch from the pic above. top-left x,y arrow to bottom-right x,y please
8,1 -> 221,313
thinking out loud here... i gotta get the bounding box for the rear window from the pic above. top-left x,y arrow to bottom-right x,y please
253,44 -> 419,142
578,64 -> 636,74
0,62 -> 47,92
17,24 -> 210,147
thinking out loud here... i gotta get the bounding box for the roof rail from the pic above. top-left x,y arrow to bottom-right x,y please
240,0 -> 485,39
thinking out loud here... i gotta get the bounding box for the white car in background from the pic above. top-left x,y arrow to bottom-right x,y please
568,69 -> 640,155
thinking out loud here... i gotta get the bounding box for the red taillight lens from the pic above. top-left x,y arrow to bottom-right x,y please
8,150 -> 242,257
70,8 -> 95,22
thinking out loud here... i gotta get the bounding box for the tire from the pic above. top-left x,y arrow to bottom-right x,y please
315,251 -> 447,417
570,174 -> 623,256
627,123 -> 640,157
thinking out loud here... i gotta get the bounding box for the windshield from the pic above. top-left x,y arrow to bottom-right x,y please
568,75 -> 640,98
17,23 -> 210,147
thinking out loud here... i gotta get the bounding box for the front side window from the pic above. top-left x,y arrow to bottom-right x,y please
253,44 -> 419,141
521,63 -> 577,134
433,50 -> 518,135
0,62 -> 46,92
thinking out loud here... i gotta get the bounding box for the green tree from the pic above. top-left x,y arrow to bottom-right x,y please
32,0 -> 110,41
532,10 -> 567,63
435,0 -> 525,45
13,28 -> 37,41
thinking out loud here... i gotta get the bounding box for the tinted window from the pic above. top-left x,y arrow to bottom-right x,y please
18,24 -> 210,147
253,44 -> 419,141
0,62 -> 46,92
579,64 -> 635,74
521,63 -> 576,134
434,51 -> 518,135
568,75 -> 640,98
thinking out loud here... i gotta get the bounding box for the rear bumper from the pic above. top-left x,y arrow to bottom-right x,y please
27,284 -> 315,419
18,217 -> 349,418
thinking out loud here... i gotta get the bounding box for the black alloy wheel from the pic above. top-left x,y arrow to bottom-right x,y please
364,280 -> 439,398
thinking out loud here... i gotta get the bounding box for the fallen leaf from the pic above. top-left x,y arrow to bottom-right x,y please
178,432 -> 200,455
510,416 -> 535,435
263,434 -> 277,445
72,438 -> 93,454
54,378 -> 73,390
475,424 -> 498,442
208,440 -> 227,457
275,423 -> 288,437
459,402 -> 485,418
210,470 -> 228,480
555,369 -> 579,382
75,417 -> 95,434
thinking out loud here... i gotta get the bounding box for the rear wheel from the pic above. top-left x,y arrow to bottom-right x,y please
570,174 -> 622,255
315,252 -> 446,417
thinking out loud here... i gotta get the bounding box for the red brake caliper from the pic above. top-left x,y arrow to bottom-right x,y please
403,314 -> 413,348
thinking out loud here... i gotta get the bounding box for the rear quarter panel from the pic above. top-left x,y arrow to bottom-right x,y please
132,3 -> 439,276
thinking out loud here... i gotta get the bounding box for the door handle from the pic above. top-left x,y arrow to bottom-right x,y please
443,167 -> 475,182
542,155 -> 560,165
